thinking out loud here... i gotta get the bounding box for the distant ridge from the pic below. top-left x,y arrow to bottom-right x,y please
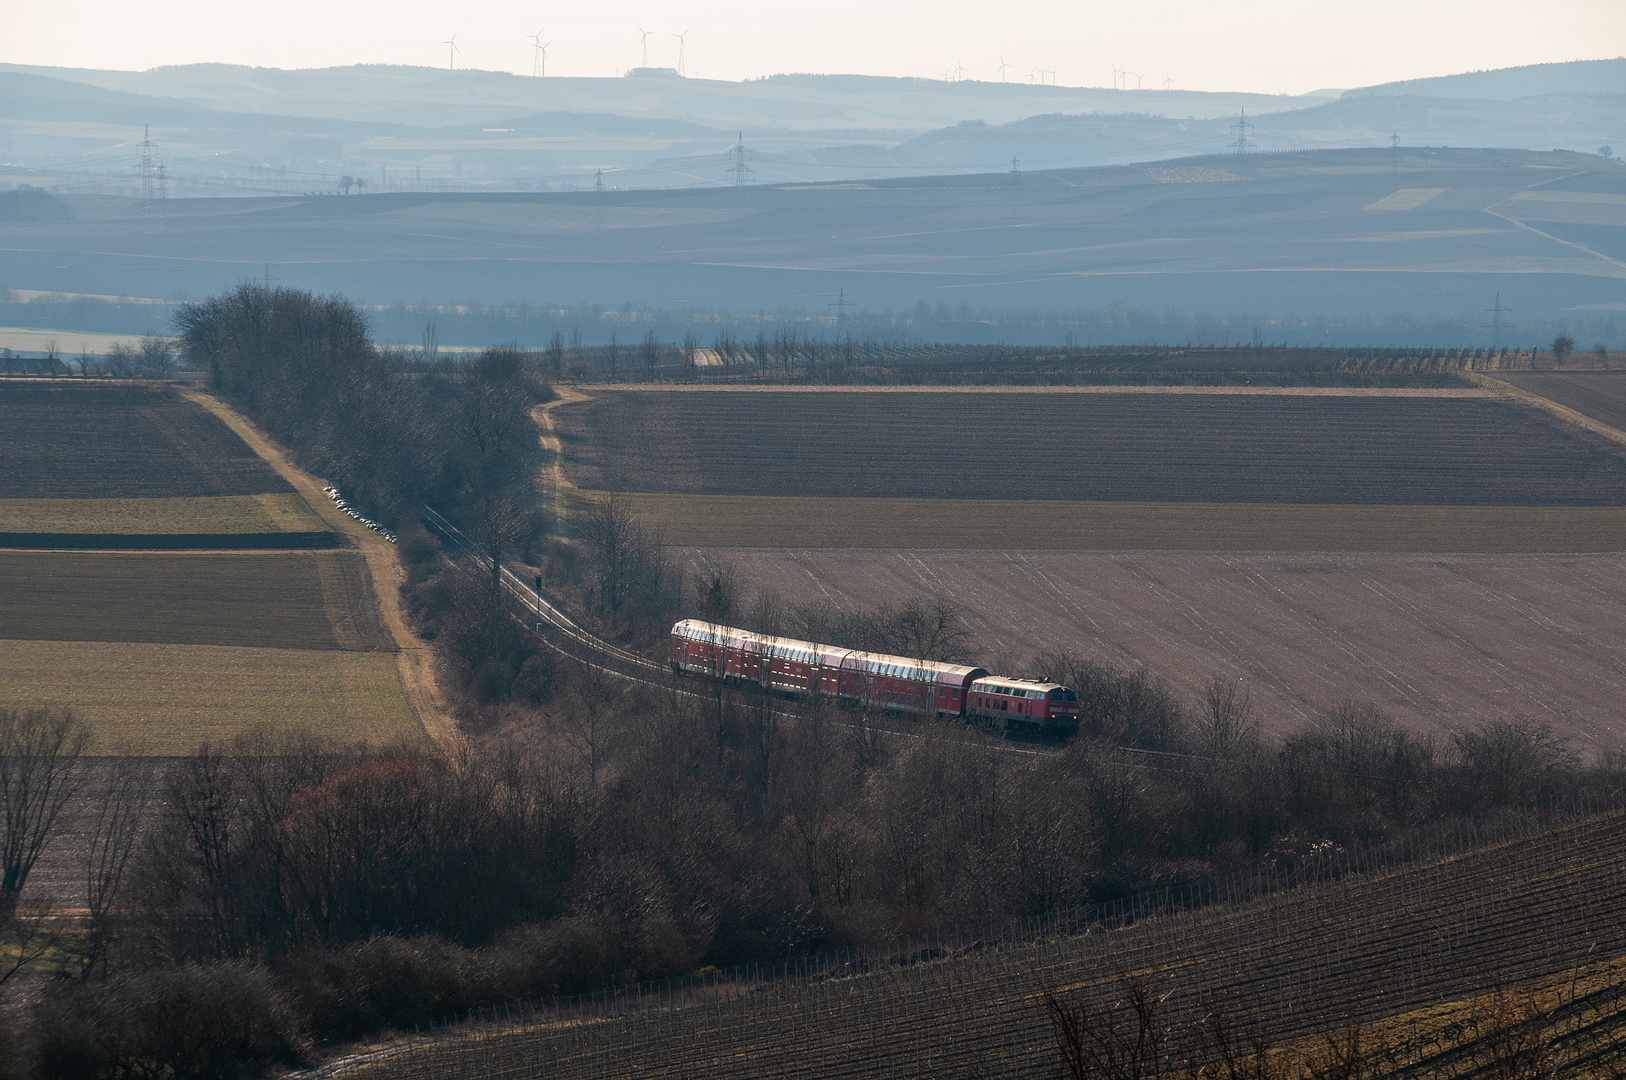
1344,57 -> 1626,100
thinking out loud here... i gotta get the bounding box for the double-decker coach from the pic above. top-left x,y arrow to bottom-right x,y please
966,676 -> 1080,737
669,619 -> 988,717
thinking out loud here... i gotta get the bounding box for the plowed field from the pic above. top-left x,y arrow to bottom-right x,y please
679,547 -> 1626,747
558,389 -> 1626,506
0,383 -> 293,498
1500,371 -> 1626,432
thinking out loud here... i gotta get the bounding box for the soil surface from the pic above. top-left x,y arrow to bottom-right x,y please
0,382 -> 291,498
680,547 -> 1626,750
561,390 -> 1626,505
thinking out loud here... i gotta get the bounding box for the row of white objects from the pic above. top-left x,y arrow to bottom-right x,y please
322,486 -> 397,543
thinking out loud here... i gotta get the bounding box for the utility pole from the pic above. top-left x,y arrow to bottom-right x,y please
1485,293 -> 1511,349
138,125 -> 157,205
726,132 -> 754,187
829,288 -> 854,328
1391,131 -> 1400,174
1229,108 -> 1254,155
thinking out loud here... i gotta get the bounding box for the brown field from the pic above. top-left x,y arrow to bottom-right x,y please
0,550 -> 394,651
611,491 -> 1626,552
557,388 -> 1626,506
1498,371 -> 1626,432
0,382 -> 292,498
0,640 -> 418,754
0,492 -> 327,534
678,547 -> 1626,749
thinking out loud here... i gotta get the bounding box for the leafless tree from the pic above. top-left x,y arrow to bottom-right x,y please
137,335 -> 175,376
1043,974 -> 1172,1080
558,658 -> 620,786
885,596 -> 972,662
76,753 -> 155,978
642,330 -> 660,378
693,558 -> 739,623
546,331 -> 566,378
606,329 -> 620,377
1194,676 -> 1259,761
0,706 -> 88,922
681,331 -> 700,369
1551,333 -> 1575,363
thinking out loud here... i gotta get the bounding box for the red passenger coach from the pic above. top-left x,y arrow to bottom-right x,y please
669,620 -> 988,718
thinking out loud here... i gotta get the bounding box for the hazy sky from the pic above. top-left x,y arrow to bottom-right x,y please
6,0 -> 1623,94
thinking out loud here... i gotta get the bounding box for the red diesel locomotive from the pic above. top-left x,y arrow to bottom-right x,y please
668,620 -> 1081,738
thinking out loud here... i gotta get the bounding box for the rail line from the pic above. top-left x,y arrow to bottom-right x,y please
417,503 -> 1055,759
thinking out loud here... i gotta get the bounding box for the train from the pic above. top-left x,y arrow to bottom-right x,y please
668,619 -> 1081,737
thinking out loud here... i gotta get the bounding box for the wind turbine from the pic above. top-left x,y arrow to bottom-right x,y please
1112,61 -> 1122,89
1163,72 -> 1173,90
1133,71 -> 1147,90
637,26 -> 653,68
1044,66 -> 1057,85
995,55 -> 1011,82
951,55 -> 967,82
672,29 -> 688,76
528,30 -> 550,77
441,33 -> 459,70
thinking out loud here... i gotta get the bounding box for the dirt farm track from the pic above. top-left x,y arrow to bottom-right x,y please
679,547 -> 1626,750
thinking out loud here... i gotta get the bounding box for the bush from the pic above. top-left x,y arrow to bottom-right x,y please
34,962 -> 306,1080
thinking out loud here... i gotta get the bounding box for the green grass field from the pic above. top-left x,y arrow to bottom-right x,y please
0,492 -> 327,534
0,639 -> 419,754
597,491 -> 1626,552
0,550 -> 395,650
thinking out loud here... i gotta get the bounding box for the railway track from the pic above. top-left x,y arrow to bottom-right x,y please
417,504 -> 1055,758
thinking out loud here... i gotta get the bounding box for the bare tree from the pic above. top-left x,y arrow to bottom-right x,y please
76,753 -> 154,978
137,335 -> 175,376
1043,975 -> 1171,1080
1551,333 -> 1575,364
1195,676 -> 1259,761
642,330 -> 660,379
558,658 -> 620,786
546,331 -> 566,378
693,558 -> 739,623
606,329 -> 620,377
0,706 -> 88,922
682,331 -> 700,370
